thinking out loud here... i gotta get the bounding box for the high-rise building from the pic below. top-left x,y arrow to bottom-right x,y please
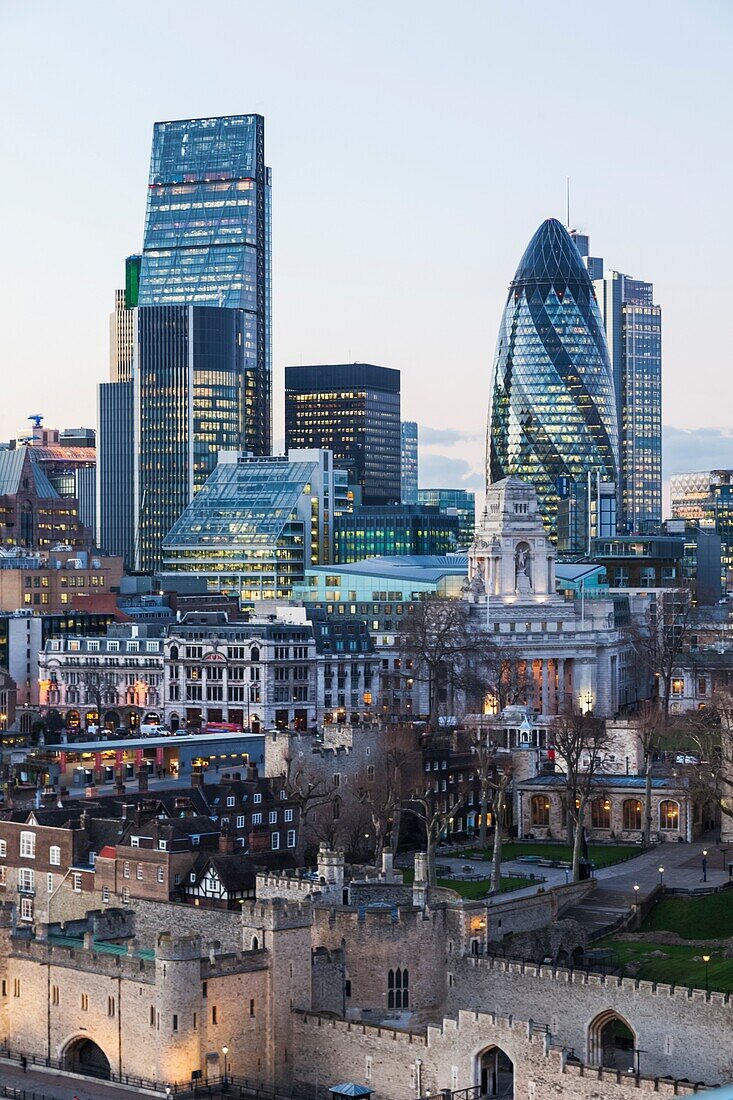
401,421 -> 418,503
586,245 -> 662,534
671,470 -> 733,593
160,450 -> 343,604
418,488 -> 476,545
138,114 -> 271,452
285,363 -> 401,505
488,219 -> 619,540
99,115 -> 273,571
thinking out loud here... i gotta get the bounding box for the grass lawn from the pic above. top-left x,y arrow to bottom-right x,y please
462,842 -> 640,869
597,936 -> 733,993
642,893 -> 733,940
402,869 -> 527,899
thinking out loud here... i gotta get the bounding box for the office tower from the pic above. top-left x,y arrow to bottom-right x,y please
98,381 -> 134,564
594,268 -> 662,534
109,255 -> 140,382
671,470 -> 733,593
161,450 -> 342,603
285,363 -> 401,505
488,219 -> 619,540
418,488 -> 476,545
138,114 -> 271,454
333,504 -> 459,563
401,421 -> 418,503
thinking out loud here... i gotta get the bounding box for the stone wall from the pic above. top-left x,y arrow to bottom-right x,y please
126,897 -> 242,952
291,1009 -> 707,1100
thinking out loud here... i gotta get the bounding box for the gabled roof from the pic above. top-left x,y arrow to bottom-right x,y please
0,448 -> 60,499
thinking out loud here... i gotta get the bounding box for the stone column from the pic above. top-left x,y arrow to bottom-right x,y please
541,660 -> 550,716
556,657 -> 565,715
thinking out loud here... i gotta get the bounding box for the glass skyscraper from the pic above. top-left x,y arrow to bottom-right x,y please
285,363 -> 401,505
488,219 -> 619,540
138,114 -> 271,454
401,421 -> 419,503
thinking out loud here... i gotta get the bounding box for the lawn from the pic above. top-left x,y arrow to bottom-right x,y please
597,936 -> 733,993
642,893 -> 733,940
401,869 -> 528,899
462,842 -> 640,869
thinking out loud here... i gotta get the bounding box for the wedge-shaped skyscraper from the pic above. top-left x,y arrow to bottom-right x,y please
488,218 -> 619,539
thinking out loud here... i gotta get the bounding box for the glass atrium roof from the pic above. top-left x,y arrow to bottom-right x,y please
162,458 -> 317,550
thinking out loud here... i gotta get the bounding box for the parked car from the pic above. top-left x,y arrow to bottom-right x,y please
675,753 -> 700,765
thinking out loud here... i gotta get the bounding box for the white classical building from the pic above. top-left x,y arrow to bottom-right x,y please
467,476 -> 640,717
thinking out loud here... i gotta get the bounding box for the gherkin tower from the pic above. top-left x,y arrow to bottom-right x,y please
488,218 -> 619,539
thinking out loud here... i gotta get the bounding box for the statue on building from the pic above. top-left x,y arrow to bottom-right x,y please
515,543 -> 532,594
469,570 -> 486,604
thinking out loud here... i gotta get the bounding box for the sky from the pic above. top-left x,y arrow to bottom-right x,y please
1,0 -> 731,503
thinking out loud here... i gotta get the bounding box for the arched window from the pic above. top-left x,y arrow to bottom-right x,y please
623,799 -> 642,831
169,645 -> 179,661
591,798 -> 611,830
250,647 -> 260,663
387,968 -> 409,1010
530,794 -> 550,827
251,935 -> 259,951
659,800 -> 680,831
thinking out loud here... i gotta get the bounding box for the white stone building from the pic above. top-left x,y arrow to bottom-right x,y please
467,476 -> 640,717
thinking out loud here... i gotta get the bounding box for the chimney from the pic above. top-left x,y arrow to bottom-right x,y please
218,821 -> 235,854
114,769 -> 125,795
137,766 -> 149,792
412,852 -> 428,909
381,850 -> 394,879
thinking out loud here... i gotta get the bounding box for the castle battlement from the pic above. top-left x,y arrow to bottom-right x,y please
202,948 -> 269,978
9,936 -> 156,980
241,896 -> 313,931
466,953 -> 733,1008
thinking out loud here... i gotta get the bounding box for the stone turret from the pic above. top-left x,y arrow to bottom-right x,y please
413,852 -> 428,909
155,933 -> 204,1082
317,846 -> 345,892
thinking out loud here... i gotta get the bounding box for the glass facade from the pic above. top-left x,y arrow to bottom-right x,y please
333,506 -> 459,563
134,307 -> 247,573
401,421 -> 418,503
488,219 -> 619,540
417,488 -> 476,545
594,270 -> 662,534
138,114 -> 271,453
285,363 -> 401,505
161,451 -> 337,604
671,470 -> 733,594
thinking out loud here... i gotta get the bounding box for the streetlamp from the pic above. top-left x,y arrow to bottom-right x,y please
633,882 -> 640,908
703,848 -> 709,883
658,865 -> 665,888
221,1045 -> 229,1085
702,954 -> 711,993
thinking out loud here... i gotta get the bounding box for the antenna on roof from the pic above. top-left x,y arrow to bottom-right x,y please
566,177 -> 571,229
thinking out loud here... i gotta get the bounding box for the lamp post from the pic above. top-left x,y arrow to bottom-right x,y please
702,954 -> 711,993
702,848 -> 708,883
633,882 -> 640,909
658,865 -> 665,888
221,1045 -> 229,1086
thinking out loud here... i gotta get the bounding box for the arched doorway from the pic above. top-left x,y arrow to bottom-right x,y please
477,1046 -> 513,1098
63,1037 -> 111,1079
104,710 -> 120,731
588,1010 -> 636,1070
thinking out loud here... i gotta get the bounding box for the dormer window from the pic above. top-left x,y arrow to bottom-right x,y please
158,840 -> 167,851
131,836 -> 140,848
226,796 -> 235,807
253,793 -> 262,804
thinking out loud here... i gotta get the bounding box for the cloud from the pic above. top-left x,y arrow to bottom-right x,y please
419,453 -> 484,490
419,425 -> 483,446
663,426 -> 733,477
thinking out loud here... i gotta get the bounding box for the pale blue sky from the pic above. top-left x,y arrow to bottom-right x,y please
1,0 -> 731,494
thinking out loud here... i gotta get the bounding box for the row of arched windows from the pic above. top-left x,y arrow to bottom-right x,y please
387,968 -> 409,1010
530,794 -> 681,832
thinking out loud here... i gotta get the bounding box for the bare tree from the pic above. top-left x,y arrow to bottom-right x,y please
551,712 -> 608,881
402,780 -> 466,887
282,749 -> 336,828
627,591 -> 694,719
353,726 -> 420,866
636,701 -> 666,848
79,670 -> 119,722
468,729 -> 515,891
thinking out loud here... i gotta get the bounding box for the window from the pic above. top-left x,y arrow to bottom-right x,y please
122,887 -> 130,903
108,996 -> 116,1018
660,800 -> 680,831
19,868 -> 34,893
252,813 -> 262,825
387,968 -> 409,1010
236,815 -> 245,828
157,867 -> 165,884
284,809 -> 293,822
102,886 -> 110,903
172,1014 -> 179,1032
671,678 -> 684,696
51,985 -> 59,1006
212,1006 -> 218,1025
269,811 -> 277,824
0,866 -> 6,887
253,793 -> 262,804
287,830 -> 296,849
49,845 -> 61,866
591,798 -> 612,830
13,979 -> 20,998
530,795 -> 550,827
72,873 -> 82,893
81,993 -> 89,1011
249,999 -> 255,1017
0,839 -> 6,857
158,840 -> 167,851
271,832 -> 280,850
20,832 -> 35,859
623,799 -> 642,831
20,897 -> 33,922
47,873 -> 53,893
333,773 -> 341,788
131,836 -> 140,848
123,861 -> 130,878
136,864 -> 143,881
227,796 -> 236,807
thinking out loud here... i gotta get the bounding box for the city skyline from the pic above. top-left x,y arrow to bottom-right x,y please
1,2 -> 732,498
